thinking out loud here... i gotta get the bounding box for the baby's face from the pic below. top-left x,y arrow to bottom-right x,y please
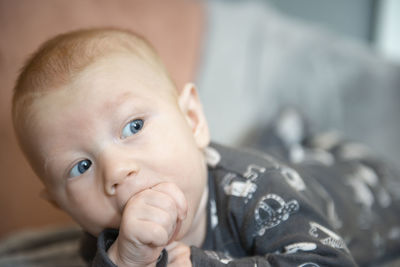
24,54 -> 209,237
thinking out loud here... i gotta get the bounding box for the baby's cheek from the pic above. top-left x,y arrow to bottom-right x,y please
65,184 -> 120,234
73,202 -> 121,236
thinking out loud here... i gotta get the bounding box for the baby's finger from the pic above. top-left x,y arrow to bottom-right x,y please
136,206 -> 177,238
124,187 -> 179,223
151,182 -> 188,220
124,219 -> 170,247
166,242 -> 192,267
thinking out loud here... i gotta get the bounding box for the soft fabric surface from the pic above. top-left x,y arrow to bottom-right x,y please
0,226 -> 85,267
198,0 -> 400,166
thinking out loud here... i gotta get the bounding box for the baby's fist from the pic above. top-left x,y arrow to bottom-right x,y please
108,182 -> 187,267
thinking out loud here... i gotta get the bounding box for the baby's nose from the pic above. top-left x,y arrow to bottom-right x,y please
101,151 -> 139,195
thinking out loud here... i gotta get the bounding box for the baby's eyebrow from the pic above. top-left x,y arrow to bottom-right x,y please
102,91 -> 132,111
42,147 -> 83,178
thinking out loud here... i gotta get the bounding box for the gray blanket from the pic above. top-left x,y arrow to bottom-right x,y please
198,0 -> 400,165
0,226 -> 85,267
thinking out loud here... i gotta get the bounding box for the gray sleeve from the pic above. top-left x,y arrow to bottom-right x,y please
91,229 -> 168,267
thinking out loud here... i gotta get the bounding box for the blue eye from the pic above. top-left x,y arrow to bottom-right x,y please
122,119 -> 144,138
69,159 -> 92,177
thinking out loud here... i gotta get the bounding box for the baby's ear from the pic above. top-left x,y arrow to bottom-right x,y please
178,83 -> 210,149
39,189 -> 61,209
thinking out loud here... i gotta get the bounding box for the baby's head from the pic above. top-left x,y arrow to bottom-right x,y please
12,28 -> 210,237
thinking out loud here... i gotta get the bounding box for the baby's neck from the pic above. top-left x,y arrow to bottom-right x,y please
181,185 -> 208,247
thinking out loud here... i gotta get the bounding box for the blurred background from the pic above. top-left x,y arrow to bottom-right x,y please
267,0 -> 400,62
0,0 -> 399,242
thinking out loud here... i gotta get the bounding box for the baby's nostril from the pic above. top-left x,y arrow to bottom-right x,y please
109,184 -> 116,195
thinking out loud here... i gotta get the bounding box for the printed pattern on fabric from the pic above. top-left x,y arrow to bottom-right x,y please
281,242 -> 317,254
254,193 -> 299,236
194,143 -> 400,266
195,143 -> 359,266
308,221 -> 349,252
297,263 -> 321,267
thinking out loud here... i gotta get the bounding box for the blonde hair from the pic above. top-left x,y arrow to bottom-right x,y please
12,28 -> 177,171
12,27 -> 174,129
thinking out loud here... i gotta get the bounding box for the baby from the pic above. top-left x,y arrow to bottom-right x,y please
12,28 -> 400,266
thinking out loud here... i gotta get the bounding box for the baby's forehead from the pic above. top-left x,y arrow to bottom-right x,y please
73,53 -> 175,91
34,54 -> 167,98
19,53 -> 178,140
31,55 -> 176,111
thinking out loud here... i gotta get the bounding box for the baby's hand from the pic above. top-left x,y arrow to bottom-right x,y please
107,182 -> 188,267
166,241 -> 192,267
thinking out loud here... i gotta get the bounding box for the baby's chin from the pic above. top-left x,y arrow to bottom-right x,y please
174,216 -> 196,245
80,219 -> 120,237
